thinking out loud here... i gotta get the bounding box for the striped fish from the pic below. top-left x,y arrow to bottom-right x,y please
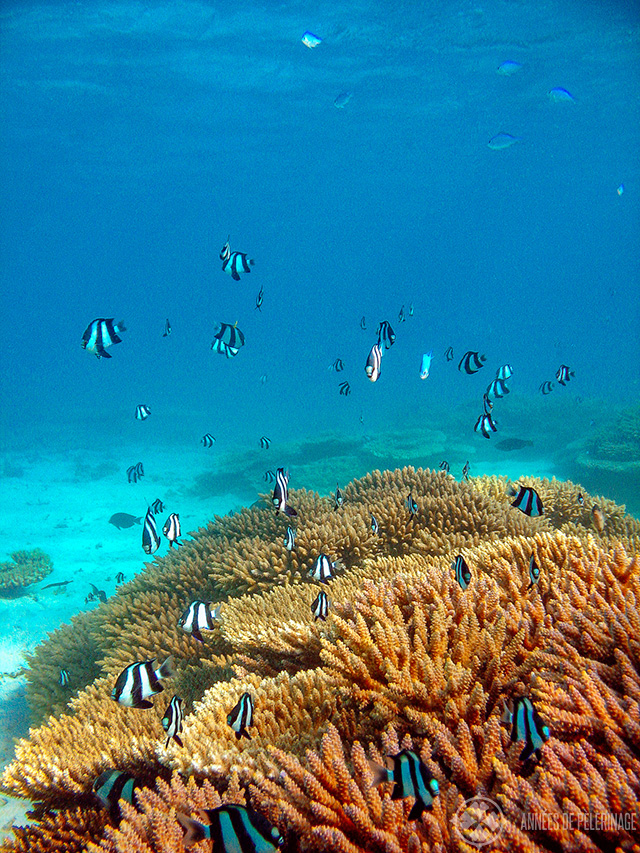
462,460 -> 470,480
334,484 -> 344,510
369,749 -> 439,820
444,346 -> 454,362
309,554 -> 336,583
142,507 -> 161,554
311,590 -> 329,621
406,493 -> 418,517
273,468 -> 297,517
453,554 -> 471,590
338,380 -> 351,396
151,498 -> 164,514
227,691 -> 253,739
496,364 -> 513,381
376,320 -> 396,350
135,404 -> 151,421
510,485 -> 543,517
474,412 -> 497,439
485,378 -> 510,400
93,769 -> 140,821
439,460 -> 450,473
220,238 -> 255,281
371,513 -> 379,534
284,526 -> 296,550
177,805 -> 282,851
111,656 -> 175,708
255,285 -> 264,311
127,462 -> 144,483
81,318 -> 126,359
503,696 -> 550,761
162,513 -> 181,547
260,436 -> 271,449
556,364 -> 575,386
163,318 -> 171,337
161,695 -> 183,748
59,669 -> 70,686
539,381 -> 554,395
211,322 -> 245,358
527,554 -> 540,590
179,601 -> 221,643
201,433 -> 216,447
365,343 -> 382,382
458,350 -> 486,374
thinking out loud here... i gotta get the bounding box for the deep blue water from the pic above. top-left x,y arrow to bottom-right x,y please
1,0 -> 639,478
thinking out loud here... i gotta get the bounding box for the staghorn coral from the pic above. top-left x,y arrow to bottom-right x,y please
3,469 -> 640,852
0,549 -> 53,595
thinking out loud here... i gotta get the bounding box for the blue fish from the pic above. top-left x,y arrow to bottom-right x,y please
488,132 -> 519,150
453,555 -> 471,590
510,485 -> 543,517
177,805 -> 282,851
369,750 -> 439,820
503,696 -> 550,761
548,87 -> 575,103
497,60 -> 522,76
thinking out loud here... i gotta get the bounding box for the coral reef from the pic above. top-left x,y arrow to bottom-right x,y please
2,468 -> 640,852
0,549 -> 53,596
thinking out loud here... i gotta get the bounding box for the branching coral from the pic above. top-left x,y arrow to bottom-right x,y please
0,549 -> 53,595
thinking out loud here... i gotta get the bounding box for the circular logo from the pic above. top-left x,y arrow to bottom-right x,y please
454,796 -> 504,847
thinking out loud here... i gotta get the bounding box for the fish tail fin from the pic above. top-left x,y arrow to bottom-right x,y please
285,505 -> 297,517
366,758 -> 389,787
249,258 -> 255,265
116,320 -> 127,333
177,813 -> 207,847
157,655 -> 176,679
174,734 -> 183,748
500,699 -> 512,724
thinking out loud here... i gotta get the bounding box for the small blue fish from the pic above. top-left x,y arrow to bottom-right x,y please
510,485 -> 543,517
488,132 -> 519,150
334,91 -> 352,108
548,87 -> 575,103
502,696 -> 550,761
497,60 -> 522,76
419,351 -> 433,380
302,31 -> 322,48
368,750 -> 439,820
453,555 -> 471,590
617,184 -> 624,196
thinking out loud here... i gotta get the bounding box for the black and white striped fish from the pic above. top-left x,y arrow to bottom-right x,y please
260,436 -> 271,449
310,554 -> 336,583
227,691 -> 253,739
115,572 -> 125,584
556,364 -> 575,386
527,554 -> 540,590
93,769 -> 140,822
81,318 -> 126,359
255,285 -> 264,311
163,513 -> 181,547
496,364 -> 513,381
329,358 -> 345,372
142,506 -> 161,554
111,656 -> 175,708
510,485 -> 543,517
163,318 -> 171,337
483,393 -> 494,414
462,461 -> 470,480
502,696 -> 550,762
338,380 -> 351,395
398,305 -> 406,323
360,316 -> 366,330
179,601 -> 221,643
439,460 -> 450,473
273,468 -> 297,517
334,484 -> 344,510
151,498 -> 164,514
220,237 -> 255,280
539,381 -> 554,395
485,378 -> 510,400
453,554 -> 471,590
311,590 -> 329,621
59,669 -> 70,686
284,526 -> 296,550
371,513 -> 379,534
444,346 -> 454,362
365,343 -> 382,382
368,750 -> 439,820
264,469 -> 276,483
376,320 -> 396,350
211,322 -> 245,358
458,350 -> 486,374
135,404 -> 151,421
161,694 -> 183,748
127,462 -> 144,484
406,493 -> 418,517
474,412 -> 497,439
177,805 -> 282,852
201,433 -> 216,447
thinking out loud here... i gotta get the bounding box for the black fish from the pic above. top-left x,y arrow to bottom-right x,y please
458,351 -> 486,374
503,696 -> 550,762
255,285 -> 264,311
227,691 -> 253,739
151,498 -> 164,514
452,555 -> 471,590
369,750 -> 439,820
439,460 -> 450,473
93,769 -> 140,822
135,404 -> 151,421
161,694 -> 183,748
109,513 -> 142,529
201,433 -> 216,447
142,506 -> 161,554
376,320 -> 396,350
111,656 -> 175,708
260,436 -> 271,449
179,601 -> 220,643
495,438 -> 533,451
220,237 -> 254,280
444,346 -> 454,361
539,381 -> 554,395
311,590 -> 329,621
177,805 -> 282,851
127,462 -> 144,484
338,381 -> 351,396
163,318 -> 171,337
555,364 -> 575,386
273,468 -> 297,517
510,485 -> 543,517
211,321 -> 245,358
81,318 -> 126,359
115,572 -> 125,584
310,554 -> 336,583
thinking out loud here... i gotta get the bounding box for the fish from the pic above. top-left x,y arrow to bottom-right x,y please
474,412 -> 497,439
135,404 -> 151,421
179,601 -> 221,643
497,60 -> 522,75
360,316 -> 366,330
142,506 -> 161,555
89,583 -> 107,603
115,572 -> 125,584
368,749 -> 439,820
527,554 -> 540,590
577,493 -> 584,506
329,358 -> 345,372
273,468 -> 297,517
502,696 -> 550,761
302,31 -> 322,48
617,183 -> 624,196
260,436 -> 271,449
151,498 -> 165,514
264,469 -> 276,483
310,554 -> 337,583
227,692 -> 253,739
452,555 -> 471,590
555,364 -> 575,386
201,433 -> 216,447
592,505 -> 606,534
211,321 -> 245,358
458,351 -> 486,374
376,320 -> 396,350
419,351 -> 433,380
495,364 -> 513,381
462,461 -> 470,480
127,462 -> 144,484
334,484 -> 344,511
485,379 -> 510,401
539,381 -> 554,395
371,513 -> 379,534
488,132 -> 519,150
162,513 -> 181,547
365,343 -> 382,383
444,346 -> 454,361
311,590 -> 329,621
510,485 -> 543,517
260,373 -> 268,385
81,318 -> 126,359
255,285 -> 264,311
408,303 -> 414,316
439,460 -> 450,473
41,580 -> 72,590
93,769 -> 140,822
161,695 -> 183,748
398,305 -> 406,323
59,669 -> 70,686
406,493 -> 418,517
220,237 -> 254,280
177,805 -> 283,851
109,513 -> 142,529
163,318 -> 171,337
495,438 -> 533,451
338,381 -> 351,396
482,393 -> 493,415
284,526 -> 296,550
111,656 -> 175,709
548,86 -> 575,103
334,91 -> 352,108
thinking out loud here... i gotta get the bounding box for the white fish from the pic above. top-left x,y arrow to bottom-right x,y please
302,31 -> 322,48
548,87 -> 575,103
419,351 -> 433,380
497,60 -> 522,76
488,133 -> 519,150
